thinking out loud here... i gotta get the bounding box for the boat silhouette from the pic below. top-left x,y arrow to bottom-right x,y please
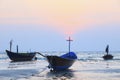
45,37 -> 77,71
103,45 -> 113,60
6,40 -> 36,61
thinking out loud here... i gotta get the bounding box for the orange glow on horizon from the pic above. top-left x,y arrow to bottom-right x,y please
0,0 -> 120,36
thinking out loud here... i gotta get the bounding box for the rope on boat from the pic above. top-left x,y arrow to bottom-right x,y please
36,52 -> 46,57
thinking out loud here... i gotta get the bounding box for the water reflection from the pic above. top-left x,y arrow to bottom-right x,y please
8,61 -> 36,69
46,69 -> 74,79
106,61 -> 110,68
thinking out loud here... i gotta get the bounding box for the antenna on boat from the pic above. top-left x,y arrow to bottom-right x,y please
67,36 -> 73,53
10,40 -> 13,52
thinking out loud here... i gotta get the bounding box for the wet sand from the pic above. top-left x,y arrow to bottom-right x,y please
0,59 -> 120,80
19,60 -> 120,80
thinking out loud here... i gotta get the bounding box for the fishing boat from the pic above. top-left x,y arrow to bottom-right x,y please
45,37 -> 77,71
103,45 -> 113,60
6,40 -> 37,61
46,52 -> 77,71
6,50 -> 36,61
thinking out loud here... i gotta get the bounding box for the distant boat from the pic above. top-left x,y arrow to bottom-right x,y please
103,45 -> 113,60
41,37 -> 77,71
6,40 -> 37,61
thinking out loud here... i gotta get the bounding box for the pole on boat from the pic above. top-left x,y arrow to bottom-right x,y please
105,45 -> 109,55
67,37 -> 73,53
10,40 -> 13,52
16,45 -> 18,53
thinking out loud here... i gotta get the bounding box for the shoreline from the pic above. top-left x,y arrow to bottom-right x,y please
0,59 -> 120,80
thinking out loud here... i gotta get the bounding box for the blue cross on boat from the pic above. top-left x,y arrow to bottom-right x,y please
46,37 -> 77,71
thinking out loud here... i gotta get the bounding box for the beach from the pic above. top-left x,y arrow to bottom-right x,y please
19,60 -> 120,80
0,52 -> 120,80
0,0 -> 120,80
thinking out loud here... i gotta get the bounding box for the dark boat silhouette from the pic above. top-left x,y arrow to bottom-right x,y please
6,40 -> 36,61
44,37 -> 77,71
103,45 -> 113,60
6,50 -> 36,61
46,52 -> 77,71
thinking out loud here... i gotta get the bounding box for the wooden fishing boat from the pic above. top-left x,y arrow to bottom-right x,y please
6,40 -> 36,61
45,37 -> 77,71
103,45 -> 113,60
46,52 -> 77,71
6,50 -> 36,61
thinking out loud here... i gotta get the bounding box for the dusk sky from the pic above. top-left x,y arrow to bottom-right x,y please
0,0 -> 120,52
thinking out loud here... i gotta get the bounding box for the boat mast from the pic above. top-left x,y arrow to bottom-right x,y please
105,45 -> 109,55
16,45 -> 18,53
67,37 -> 73,53
10,40 -> 13,52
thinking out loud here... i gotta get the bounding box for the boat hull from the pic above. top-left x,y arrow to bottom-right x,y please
46,56 -> 76,71
103,54 -> 113,60
6,50 -> 36,61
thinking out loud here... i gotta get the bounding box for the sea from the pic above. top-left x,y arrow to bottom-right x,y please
0,51 -> 120,80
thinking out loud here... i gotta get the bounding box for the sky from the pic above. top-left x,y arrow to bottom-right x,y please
0,0 -> 120,52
